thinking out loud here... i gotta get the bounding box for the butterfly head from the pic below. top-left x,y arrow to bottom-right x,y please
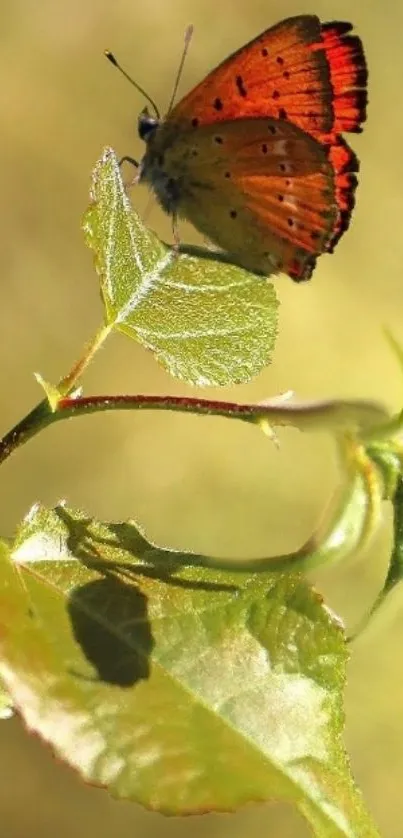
138,107 -> 160,142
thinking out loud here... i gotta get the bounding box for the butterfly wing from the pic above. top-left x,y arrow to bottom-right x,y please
170,16 -> 367,139
168,15 -> 367,261
146,117 -> 337,281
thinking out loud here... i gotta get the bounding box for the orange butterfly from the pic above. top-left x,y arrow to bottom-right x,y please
108,15 -> 367,282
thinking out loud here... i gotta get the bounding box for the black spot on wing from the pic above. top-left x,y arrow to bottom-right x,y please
235,75 -> 247,97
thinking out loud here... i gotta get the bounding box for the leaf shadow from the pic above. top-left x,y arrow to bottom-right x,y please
174,243 -> 270,278
54,506 -> 239,688
55,505 -> 238,594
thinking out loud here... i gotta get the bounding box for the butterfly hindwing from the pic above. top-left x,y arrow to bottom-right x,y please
144,117 -> 337,281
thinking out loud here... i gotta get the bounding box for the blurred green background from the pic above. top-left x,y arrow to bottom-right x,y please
0,0 -> 402,835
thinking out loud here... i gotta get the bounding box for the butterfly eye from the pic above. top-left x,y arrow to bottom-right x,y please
138,111 -> 159,141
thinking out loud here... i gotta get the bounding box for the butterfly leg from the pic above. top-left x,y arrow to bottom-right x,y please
119,155 -> 139,169
118,155 -> 140,188
171,214 -> 181,258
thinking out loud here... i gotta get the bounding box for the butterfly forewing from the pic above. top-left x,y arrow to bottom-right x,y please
169,16 -> 366,140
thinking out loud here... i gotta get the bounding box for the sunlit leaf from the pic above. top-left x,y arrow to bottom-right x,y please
83,148 -> 278,386
0,682 -> 13,719
0,504 -> 378,836
0,542 -> 13,719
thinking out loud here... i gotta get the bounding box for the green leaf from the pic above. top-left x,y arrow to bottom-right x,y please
0,504 -> 378,836
0,541 -> 16,718
83,148 -> 278,386
0,682 -> 13,719
0,568 -> 13,720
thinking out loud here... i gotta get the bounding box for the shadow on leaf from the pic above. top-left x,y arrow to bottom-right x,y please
55,506 -> 239,594
175,243 -> 270,278
68,576 -> 154,687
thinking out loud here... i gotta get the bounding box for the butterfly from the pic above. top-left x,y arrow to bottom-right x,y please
109,15 -> 367,282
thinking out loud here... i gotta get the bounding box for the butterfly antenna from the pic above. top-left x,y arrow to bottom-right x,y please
104,50 -> 161,119
166,24 -> 194,115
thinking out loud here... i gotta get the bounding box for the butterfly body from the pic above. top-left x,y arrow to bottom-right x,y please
135,15 -> 367,281
138,115 -> 191,216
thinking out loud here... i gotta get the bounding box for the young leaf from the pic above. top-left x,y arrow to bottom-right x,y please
0,504 -> 378,836
83,148 -> 278,386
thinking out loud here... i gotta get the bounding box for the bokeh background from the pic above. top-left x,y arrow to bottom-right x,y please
0,0 -> 401,835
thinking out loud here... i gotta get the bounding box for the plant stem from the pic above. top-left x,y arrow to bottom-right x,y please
57,323 -> 112,395
0,391 -> 388,467
0,323 -> 113,466
0,399 -> 53,466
